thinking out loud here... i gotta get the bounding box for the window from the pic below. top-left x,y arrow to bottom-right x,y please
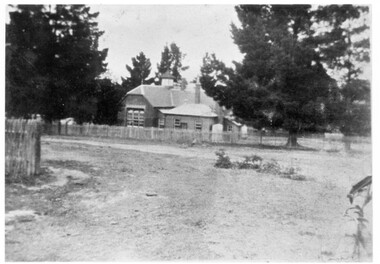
180,122 -> 188,130
138,111 -> 144,126
227,125 -> 233,132
133,110 -> 140,126
195,121 -> 202,131
127,110 -> 133,126
174,119 -> 181,129
127,109 -> 144,127
159,119 -> 165,128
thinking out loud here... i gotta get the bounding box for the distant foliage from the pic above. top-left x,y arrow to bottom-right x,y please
316,5 -> 371,136
156,43 -> 189,83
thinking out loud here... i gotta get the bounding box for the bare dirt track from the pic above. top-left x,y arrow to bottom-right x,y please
5,136 -> 372,261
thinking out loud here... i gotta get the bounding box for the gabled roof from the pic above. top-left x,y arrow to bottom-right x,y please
159,103 -> 218,117
126,84 -> 217,109
128,85 -> 173,107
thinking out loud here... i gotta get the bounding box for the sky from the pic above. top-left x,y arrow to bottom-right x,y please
89,5 -> 244,83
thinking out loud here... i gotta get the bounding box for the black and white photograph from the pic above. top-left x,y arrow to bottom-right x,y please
4,2 -> 375,262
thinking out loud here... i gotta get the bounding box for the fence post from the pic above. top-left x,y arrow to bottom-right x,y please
58,121 -> 61,135
35,123 -> 41,174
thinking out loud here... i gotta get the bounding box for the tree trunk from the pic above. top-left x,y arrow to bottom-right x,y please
286,131 -> 300,148
343,136 -> 352,151
58,121 -> 61,135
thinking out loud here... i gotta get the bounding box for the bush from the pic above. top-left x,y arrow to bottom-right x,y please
235,155 -> 263,169
213,151 -> 307,181
214,149 -> 233,169
258,160 -> 282,175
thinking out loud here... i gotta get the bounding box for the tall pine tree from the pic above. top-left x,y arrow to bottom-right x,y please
121,52 -> 154,92
156,42 -> 189,84
201,5 -> 335,147
6,5 -> 108,123
314,5 -> 371,136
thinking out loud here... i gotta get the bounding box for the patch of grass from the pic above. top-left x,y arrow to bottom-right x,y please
326,148 -> 340,153
299,230 -> 316,236
320,250 -> 333,257
43,159 -> 94,173
281,166 -> 307,181
5,166 -> 55,186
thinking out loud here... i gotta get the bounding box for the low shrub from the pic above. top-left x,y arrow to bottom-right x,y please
214,151 -> 307,181
235,155 -> 263,169
214,149 -> 233,169
258,160 -> 282,175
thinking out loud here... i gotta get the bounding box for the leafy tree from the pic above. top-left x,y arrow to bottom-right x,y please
314,5 -> 370,136
94,78 -> 126,125
121,52 -> 154,92
6,5 -> 108,123
201,5 -> 335,147
156,42 -> 189,83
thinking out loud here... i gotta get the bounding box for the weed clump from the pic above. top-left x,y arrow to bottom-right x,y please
214,150 -> 306,181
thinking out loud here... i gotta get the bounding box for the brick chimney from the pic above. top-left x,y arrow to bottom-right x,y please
195,78 -> 201,104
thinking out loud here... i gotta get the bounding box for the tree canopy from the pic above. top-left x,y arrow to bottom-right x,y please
201,5 -> 337,147
121,52 -> 154,92
94,78 -> 126,125
156,42 -> 189,84
6,5 -> 108,123
314,5 -> 371,136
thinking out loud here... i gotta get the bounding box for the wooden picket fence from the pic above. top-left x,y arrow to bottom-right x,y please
43,123 -> 371,152
5,119 -> 41,182
44,123 -> 238,144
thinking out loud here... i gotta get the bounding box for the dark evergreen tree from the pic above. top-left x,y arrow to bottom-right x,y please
314,5 -> 371,136
156,42 -> 189,84
201,5 -> 335,147
6,5 -> 50,118
6,5 -> 108,123
121,52 -> 154,92
94,78 -> 125,125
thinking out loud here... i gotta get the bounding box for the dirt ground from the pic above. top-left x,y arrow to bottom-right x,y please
5,136 -> 372,261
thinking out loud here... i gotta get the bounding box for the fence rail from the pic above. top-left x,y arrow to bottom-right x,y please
43,123 -> 371,152
5,119 -> 41,181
